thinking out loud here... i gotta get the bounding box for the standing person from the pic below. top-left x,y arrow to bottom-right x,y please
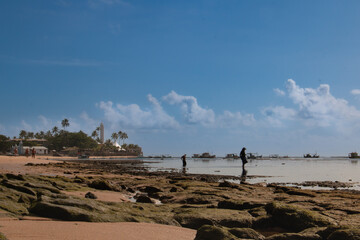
31,148 -> 36,158
181,154 -> 187,167
25,148 -> 29,158
240,147 -> 247,169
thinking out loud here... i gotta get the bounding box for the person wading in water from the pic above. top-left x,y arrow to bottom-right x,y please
181,154 -> 187,167
240,147 -> 247,170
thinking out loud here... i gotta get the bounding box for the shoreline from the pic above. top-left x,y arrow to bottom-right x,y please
0,155 -> 360,239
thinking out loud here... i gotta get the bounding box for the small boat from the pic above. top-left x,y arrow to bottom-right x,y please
199,152 -> 216,158
247,153 -> 262,159
304,153 -> 319,158
224,153 -> 239,159
349,152 -> 360,158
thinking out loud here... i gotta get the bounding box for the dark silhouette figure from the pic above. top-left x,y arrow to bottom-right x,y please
240,168 -> 248,184
181,154 -> 187,167
25,148 -> 29,158
31,148 -> 36,158
240,147 -> 247,169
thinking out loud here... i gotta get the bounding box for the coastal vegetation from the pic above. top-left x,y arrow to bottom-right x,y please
0,119 -> 141,156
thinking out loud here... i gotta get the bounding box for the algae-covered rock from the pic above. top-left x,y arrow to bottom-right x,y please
29,195 -> 109,221
327,229 -> 360,240
24,182 -> 61,194
0,232 -> 8,240
85,192 -> 97,199
88,179 -> 118,191
136,195 -> 154,203
228,227 -> 265,240
1,180 -> 36,196
194,225 -> 239,240
265,202 -> 334,231
5,173 -> 25,181
218,200 -> 265,210
266,232 -> 321,240
174,207 -> 253,229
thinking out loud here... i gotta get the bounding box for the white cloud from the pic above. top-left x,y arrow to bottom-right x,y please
351,89 -> 360,95
217,111 -> 256,127
266,79 -> 360,130
262,106 -> 297,127
98,95 -> 179,130
163,91 -> 215,125
274,88 -> 285,96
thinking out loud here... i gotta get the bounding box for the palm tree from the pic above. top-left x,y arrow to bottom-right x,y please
61,118 -> 70,130
52,126 -> 59,135
19,130 -> 27,139
120,132 -> 128,145
91,130 -> 98,139
111,132 -> 119,143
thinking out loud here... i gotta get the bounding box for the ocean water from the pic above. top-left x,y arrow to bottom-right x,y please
142,157 -> 360,190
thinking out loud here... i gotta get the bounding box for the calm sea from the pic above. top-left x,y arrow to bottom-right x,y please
142,157 -> 360,190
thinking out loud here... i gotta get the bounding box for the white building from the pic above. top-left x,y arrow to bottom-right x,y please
23,146 -> 49,155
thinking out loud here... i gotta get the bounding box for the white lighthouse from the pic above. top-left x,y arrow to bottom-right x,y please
100,123 -> 104,144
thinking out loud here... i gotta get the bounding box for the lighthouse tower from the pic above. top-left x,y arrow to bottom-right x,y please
100,123 -> 104,144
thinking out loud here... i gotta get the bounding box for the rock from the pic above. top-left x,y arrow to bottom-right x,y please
0,232 -> 7,240
29,195 -> 109,221
266,232 -> 321,240
139,186 -> 163,194
265,202 -> 334,232
174,208 -> 253,230
24,182 -> 61,194
88,179 -> 118,191
136,195 -> 154,203
228,227 -> 265,240
327,229 -> 360,240
170,187 -> 178,192
1,180 -> 36,196
5,173 -> 25,181
85,192 -> 97,199
185,197 -> 211,204
194,225 -> 239,240
218,181 -> 238,188
218,200 -> 265,210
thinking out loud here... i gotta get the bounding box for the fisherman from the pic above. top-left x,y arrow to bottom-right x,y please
240,147 -> 247,169
181,154 -> 187,167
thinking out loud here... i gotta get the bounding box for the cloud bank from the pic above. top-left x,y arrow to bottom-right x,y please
265,79 -> 360,130
98,94 -> 179,130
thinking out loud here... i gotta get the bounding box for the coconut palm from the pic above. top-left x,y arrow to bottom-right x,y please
61,118 -> 70,130
19,130 -> 27,139
52,126 -> 59,135
111,132 -> 119,143
120,132 -> 128,145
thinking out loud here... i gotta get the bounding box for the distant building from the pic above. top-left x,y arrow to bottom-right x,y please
100,123 -> 104,144
22,146 -> 49,155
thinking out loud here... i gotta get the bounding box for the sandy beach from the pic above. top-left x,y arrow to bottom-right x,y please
0,156 -> 196,240
0,155 -> 360,240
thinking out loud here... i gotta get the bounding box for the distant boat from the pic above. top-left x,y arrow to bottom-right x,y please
349,152 -> 360,159
247,153 -> 262,159
304,153 -> 319,158
193,152 -> 216,158
224,153 -> 239,159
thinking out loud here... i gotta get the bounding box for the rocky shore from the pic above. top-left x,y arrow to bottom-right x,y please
0,157 -> 360,239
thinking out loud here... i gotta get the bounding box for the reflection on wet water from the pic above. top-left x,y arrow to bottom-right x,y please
143,157 -> 360,190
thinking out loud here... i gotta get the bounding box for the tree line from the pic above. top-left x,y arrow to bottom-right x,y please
0,119 -> 141,155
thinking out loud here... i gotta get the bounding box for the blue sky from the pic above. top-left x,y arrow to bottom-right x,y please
1,0 -> 360,156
